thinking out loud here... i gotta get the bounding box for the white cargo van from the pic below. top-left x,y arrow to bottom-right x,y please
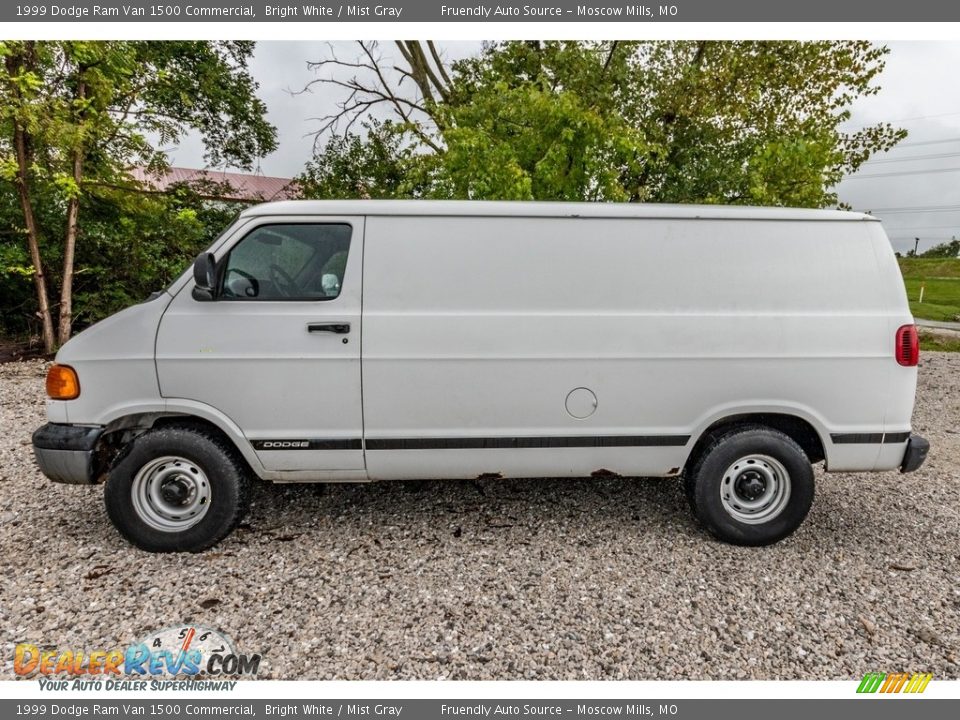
33,201 -> 928,551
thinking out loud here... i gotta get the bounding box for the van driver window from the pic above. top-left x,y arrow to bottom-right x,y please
220,224 -> 352,301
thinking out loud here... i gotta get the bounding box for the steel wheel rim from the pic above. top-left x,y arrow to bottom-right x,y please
130,456 -> 211,532
719,454 -> 791,525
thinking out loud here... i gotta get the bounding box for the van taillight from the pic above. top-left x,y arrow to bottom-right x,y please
895,325 -> 919,367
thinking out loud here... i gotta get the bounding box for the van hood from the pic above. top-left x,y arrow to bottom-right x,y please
57,292 -> 172,366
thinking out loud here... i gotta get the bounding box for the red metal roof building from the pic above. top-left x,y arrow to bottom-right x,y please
130,167 -> 300,202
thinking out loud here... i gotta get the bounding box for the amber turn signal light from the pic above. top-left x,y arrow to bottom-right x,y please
46,364 -> 80,400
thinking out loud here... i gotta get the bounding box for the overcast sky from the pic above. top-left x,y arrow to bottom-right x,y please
166,41 -> 960,254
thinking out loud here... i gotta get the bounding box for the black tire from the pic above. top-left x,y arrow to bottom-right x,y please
104,426 -> 250,552
685,425 -> 814,546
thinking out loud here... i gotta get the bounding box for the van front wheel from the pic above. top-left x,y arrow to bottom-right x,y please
104,427 -> 249,552
685,426 -> 814,546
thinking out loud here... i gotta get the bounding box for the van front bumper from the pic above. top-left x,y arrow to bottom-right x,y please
32,423 -> 103,485
900,434 -> 930,473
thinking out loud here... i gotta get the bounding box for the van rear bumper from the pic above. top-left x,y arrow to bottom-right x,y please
32,423 -> 103,485
900,434 -> 930,473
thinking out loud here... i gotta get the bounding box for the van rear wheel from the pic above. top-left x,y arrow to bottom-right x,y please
104,427 -> 249,552
685,426 -> 814,546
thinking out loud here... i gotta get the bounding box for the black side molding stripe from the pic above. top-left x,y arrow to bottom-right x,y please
365,435 -> 690,451
831,433 -> 884,444
830,432 -> 911,445
252,439 -> 362,451
256,434 -> 909,450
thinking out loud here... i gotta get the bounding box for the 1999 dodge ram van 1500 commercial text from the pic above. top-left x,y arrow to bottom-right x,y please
32,201 -> 929,551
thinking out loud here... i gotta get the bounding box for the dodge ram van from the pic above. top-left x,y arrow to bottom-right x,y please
32,200 -> 929,551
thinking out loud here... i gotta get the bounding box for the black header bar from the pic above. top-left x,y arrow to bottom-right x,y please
5,1 -> 960,24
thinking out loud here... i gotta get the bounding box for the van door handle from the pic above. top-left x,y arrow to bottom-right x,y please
307,322 -> 351,334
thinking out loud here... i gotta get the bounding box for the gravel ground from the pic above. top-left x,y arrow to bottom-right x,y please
1,355 -> 958,681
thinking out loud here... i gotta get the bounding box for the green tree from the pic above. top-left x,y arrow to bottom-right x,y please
0,174 -> 241,339
0,41 -> 276,352
920,238 -> 960,258
298,120 -> 418,199
302,41 -> 903,206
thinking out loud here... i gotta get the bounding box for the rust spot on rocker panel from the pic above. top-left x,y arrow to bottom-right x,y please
477,472 -> 504,480
667,467 -> 681,476
591,468 -> 622,478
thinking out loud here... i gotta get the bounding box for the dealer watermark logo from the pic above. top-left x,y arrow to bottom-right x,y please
14,625 -> 261,688
857,672 -> 933,694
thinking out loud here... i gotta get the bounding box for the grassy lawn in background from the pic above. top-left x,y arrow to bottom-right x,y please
919,331 -> 960,353
897,258 -> 960,323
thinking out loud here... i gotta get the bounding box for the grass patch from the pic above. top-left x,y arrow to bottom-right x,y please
897,257 -> 960,279
898,258 -> 960,322
920,331 -> 960,353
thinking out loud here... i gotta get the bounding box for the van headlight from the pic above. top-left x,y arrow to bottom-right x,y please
46,364 -> 80,400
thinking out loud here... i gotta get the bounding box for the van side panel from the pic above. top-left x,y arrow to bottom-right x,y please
361,216 -> 899,480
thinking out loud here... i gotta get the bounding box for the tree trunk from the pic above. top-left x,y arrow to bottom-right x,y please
6,44 -> 56,354
58,78 -> 86,346
13,125 -> 56,354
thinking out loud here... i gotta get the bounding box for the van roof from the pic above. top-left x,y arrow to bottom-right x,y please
240,199 -> 878,222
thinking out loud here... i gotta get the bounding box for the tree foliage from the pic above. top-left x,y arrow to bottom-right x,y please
0,175 -> 239,339
298,120 -> 418,199
301,41 -> 904,207
0,40 -> 276,351
920,238 -> 960,258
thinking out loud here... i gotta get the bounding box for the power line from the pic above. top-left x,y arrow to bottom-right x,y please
847,167 -> 960,180
863,204 -> 960,214
887,235 -> 956,242
895,137 -> 960,149
863,151 -> 960,165
882,224 -> 960,230
848,113 -> 960,134
886,110 -> 960,123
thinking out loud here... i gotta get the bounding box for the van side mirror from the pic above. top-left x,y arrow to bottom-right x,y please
192,252 -> 217,301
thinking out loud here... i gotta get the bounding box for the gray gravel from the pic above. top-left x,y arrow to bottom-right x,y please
1,354 -> 958,680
